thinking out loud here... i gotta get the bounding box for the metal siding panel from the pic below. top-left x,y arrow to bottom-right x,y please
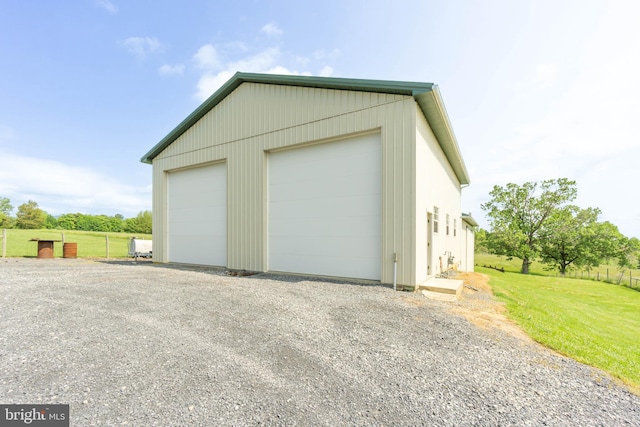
416,104 -> 462,277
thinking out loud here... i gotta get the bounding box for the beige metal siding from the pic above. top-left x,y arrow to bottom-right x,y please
461,221 -> 476,272
152,82 -> 418,285
414,105 -> 462,283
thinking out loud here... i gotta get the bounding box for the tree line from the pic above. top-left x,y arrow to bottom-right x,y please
478,178 -> 640,274
0,197 -> 152,234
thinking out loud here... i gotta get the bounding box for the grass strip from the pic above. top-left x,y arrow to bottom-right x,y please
481,266 -> 640,391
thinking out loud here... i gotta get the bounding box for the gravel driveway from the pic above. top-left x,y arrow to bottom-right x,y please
1,258 -> 638,426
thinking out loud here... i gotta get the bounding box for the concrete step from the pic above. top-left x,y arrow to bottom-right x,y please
417,277 -> 464,299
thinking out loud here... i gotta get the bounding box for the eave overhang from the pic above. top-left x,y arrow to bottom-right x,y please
461,213 -> 479,227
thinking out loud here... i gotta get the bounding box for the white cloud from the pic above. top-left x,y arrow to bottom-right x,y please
0,151 -> 150,217
193,46 -> 321,102
319,65 -> 334,77
195,70 -> 235,102
265,66 -> 310,76
95,0 -> 118,14
227,47 -> 281,72
122,37 -> 163,60
535,63 -> 557,88
189,25 -> 338,103
159,63 -> 185,76
193,44 -> 221,70
261,22 -> 283,37
193,47 -> 281,101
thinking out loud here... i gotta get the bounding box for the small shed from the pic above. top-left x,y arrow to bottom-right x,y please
141,72 -> 472,288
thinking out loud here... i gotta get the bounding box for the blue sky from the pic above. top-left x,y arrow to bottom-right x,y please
1,0 -> 638,238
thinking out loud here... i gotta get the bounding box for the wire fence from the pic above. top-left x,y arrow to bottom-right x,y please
565,268 -> 640,291
476,254 -> 640,292
1,229 -> 152,259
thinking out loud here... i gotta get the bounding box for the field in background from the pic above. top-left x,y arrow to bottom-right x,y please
0,229 -> 152,258
476,253 -> 640,287
477,265 -> 640,392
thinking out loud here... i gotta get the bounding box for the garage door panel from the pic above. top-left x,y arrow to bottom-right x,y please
270,153 -> 380,185
270,139 -> 382,177
169,219 -> 226,237
170,236 -> 226,265
273,252 -> 379,279
270,215 -> 379,238
169,207 -> 225,224
170,191 -> 225,209
269,133 -> 381,280
270,194 -> 379,219
270,174 -> 379,202
273,236 -> 380,257
168,163 -> 227,266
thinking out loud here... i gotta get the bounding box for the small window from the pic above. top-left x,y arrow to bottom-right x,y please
433,206 -> 439,234
446,214 -> 450,236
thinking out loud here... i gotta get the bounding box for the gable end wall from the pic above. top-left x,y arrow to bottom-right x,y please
152,83 -> 425,285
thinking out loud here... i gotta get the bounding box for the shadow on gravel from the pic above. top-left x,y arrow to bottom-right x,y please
94,259 -> 390,289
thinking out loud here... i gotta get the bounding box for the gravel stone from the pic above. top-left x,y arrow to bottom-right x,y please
1,258 -> 638,426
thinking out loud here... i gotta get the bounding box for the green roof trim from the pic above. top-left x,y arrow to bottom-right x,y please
462,213 -> 479,227
140,72 -> 470,185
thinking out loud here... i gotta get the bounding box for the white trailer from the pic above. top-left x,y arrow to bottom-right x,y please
128,237 -> 152,260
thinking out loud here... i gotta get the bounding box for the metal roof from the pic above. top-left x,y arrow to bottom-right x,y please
141,72 -> 470,185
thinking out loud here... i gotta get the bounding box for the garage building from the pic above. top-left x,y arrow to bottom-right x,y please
141,72 -> 473,288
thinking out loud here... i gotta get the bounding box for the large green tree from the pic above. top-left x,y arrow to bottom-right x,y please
481,178 -> 577,274
15,200 -> 47,229
538,206 -> 625,274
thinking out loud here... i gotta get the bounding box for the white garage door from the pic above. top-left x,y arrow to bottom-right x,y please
167,163 -> 226,266
269,133 -> 381,280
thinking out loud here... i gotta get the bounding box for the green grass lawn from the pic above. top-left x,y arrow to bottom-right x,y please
479,265 -> 640,391
0,229 -> 152,258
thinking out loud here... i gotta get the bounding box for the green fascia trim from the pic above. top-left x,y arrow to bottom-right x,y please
462,213 -> 479,227
140,72 -> 470,186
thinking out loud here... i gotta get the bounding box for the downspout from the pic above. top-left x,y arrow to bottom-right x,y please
393,252 -> 398,291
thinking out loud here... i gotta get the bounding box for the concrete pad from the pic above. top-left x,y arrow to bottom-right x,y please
417,278 -> 464,298
421,290 -> 458,302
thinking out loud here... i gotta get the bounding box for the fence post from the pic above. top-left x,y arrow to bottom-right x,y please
597,271 -> 600,281
1,229 -> 6,258
61,232 -> 65,245
105,234 -> 109,259
606,268 -> 609,282
631,271 -> 633,287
